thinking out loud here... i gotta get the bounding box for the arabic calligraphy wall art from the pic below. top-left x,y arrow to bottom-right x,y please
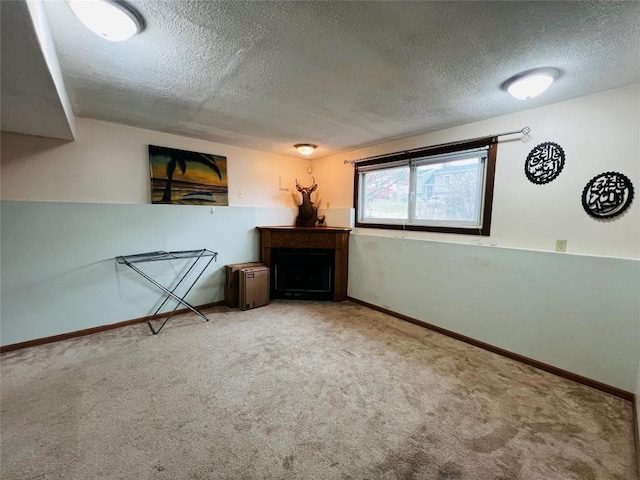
525,142 -> 565,184
582,172 -> 634,219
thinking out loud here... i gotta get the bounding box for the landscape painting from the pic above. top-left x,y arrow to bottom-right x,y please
149,145 -> 228,205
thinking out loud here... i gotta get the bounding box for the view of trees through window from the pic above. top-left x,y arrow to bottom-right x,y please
363,167 -> 409,219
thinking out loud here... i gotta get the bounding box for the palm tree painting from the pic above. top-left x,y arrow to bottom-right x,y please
149,145 -> 228,205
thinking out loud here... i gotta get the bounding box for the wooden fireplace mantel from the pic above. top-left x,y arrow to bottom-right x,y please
256,226 -> 352,301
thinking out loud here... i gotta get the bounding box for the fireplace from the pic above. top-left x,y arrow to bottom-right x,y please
256,226 -> 351,302
272,248 -> 334,300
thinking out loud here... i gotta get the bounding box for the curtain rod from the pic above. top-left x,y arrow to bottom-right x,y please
343,126 -> 530,165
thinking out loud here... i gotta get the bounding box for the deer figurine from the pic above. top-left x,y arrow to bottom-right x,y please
295,177 -> 319,227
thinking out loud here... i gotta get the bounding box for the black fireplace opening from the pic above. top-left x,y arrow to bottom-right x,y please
272,248 -> 334,300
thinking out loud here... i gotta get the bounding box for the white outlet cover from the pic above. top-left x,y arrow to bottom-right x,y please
555,239 -> 567,252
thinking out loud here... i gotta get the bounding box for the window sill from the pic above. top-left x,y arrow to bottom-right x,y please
355,222 -> 489,236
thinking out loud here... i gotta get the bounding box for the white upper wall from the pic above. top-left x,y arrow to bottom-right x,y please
2,86 -> 638,258
315,85 -> 640,259
0,118 -> 310,208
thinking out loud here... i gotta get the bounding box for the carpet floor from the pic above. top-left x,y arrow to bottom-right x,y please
1,300 -> 637,479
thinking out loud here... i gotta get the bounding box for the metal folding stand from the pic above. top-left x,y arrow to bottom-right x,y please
115,249 -> 218,334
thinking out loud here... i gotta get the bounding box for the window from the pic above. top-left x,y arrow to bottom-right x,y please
355,137 -> 497,235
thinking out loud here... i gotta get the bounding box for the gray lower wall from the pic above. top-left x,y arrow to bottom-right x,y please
0,201 -> 260,345
636,354 -> 640,439
348,233 -> 640,392
2,201 -> 639,393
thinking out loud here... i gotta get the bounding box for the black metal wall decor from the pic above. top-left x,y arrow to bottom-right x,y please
582,172 -> 634,219
525,142 -> 565,184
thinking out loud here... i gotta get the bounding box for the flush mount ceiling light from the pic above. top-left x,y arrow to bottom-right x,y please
68,0 -> 144,42
294,144 -> 317,156
502,68 -> 560,100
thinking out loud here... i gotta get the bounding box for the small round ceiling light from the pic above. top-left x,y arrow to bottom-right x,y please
294,144 -> 317,156
68,0 -> 145,42
502,68 -> 560,100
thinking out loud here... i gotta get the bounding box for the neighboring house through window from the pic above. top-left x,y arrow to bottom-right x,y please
354,137 -> 497,235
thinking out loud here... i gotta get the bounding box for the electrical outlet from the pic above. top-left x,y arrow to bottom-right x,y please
555,239 -> 567,252
238,190 -> 244,198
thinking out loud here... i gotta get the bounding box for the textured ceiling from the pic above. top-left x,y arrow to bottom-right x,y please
40,0 -> 640,157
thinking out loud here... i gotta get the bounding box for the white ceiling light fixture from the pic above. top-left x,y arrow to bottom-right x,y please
68,0 -> 145,42
502,68 -> 560,100
294,144 -> 317,156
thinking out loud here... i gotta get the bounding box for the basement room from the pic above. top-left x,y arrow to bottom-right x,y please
1,1 -> 639,478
